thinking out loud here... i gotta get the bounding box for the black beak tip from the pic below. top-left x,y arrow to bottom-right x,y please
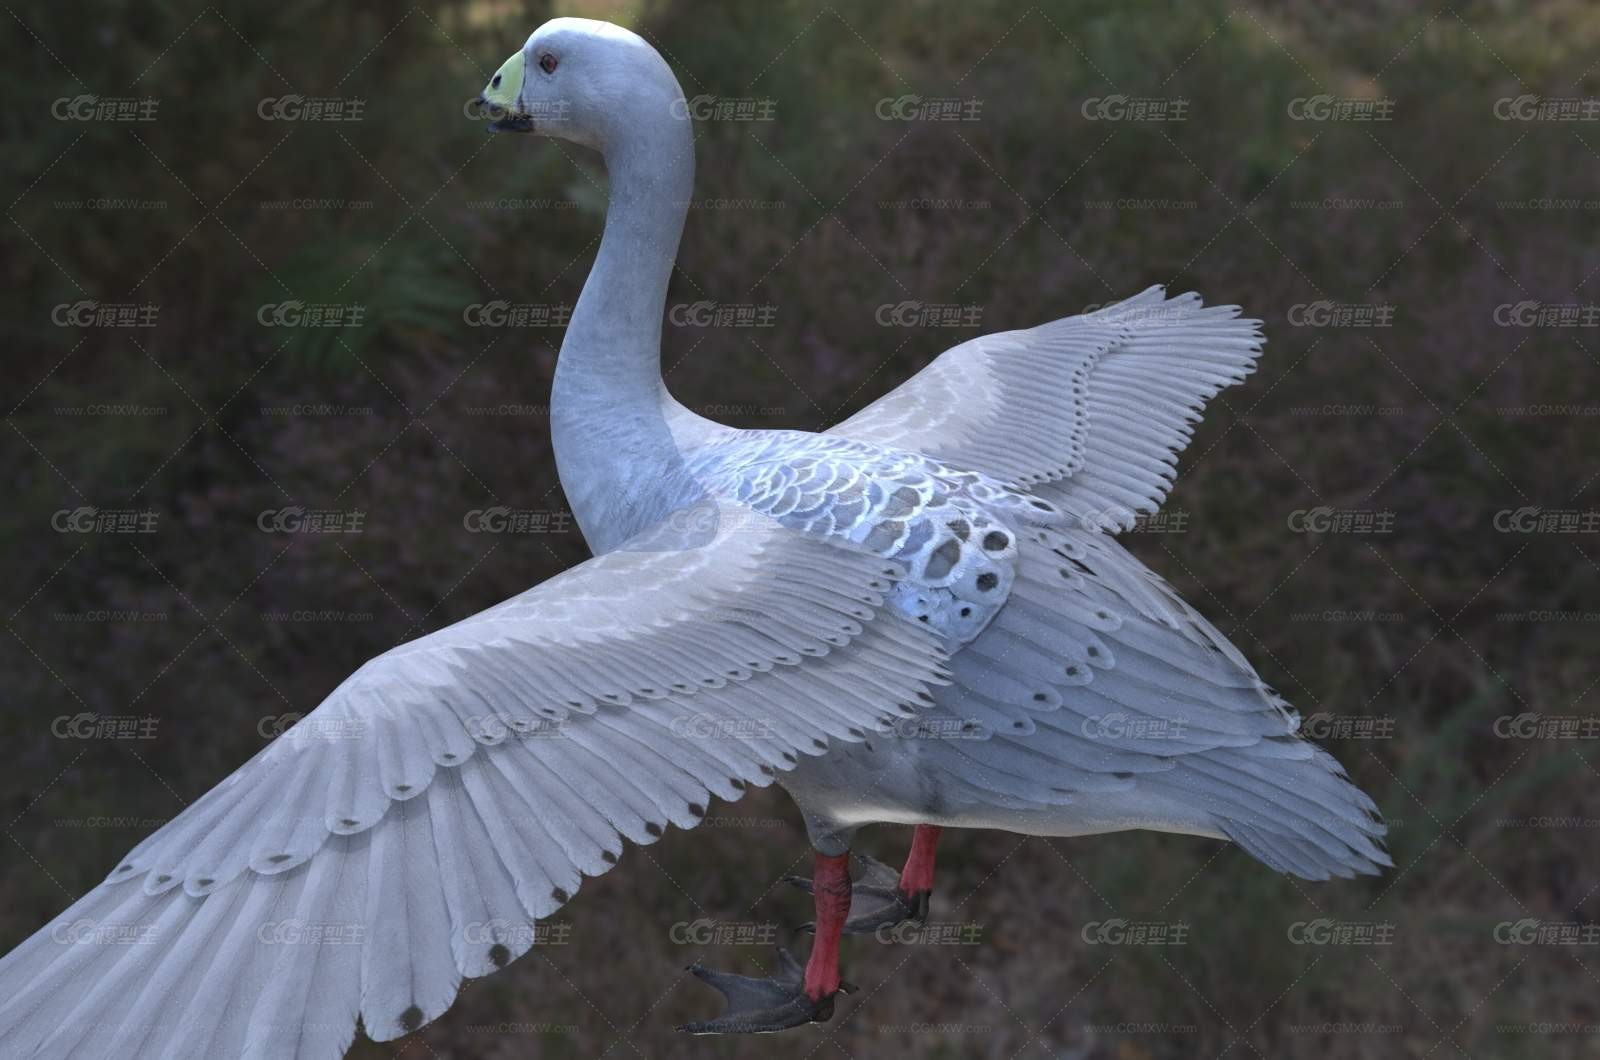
468,95 -> 534,133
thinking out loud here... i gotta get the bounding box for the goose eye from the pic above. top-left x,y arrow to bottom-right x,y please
491,74 -> 502,88
539,53 -> 558,75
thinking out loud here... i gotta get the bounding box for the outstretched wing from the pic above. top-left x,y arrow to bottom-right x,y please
899,525 -> 1389,880
0,505 -> 949,1059
829,285 -> 1264,531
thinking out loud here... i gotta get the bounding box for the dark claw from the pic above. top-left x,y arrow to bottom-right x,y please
679,947 -> 851,1034
786,854 -> 930,935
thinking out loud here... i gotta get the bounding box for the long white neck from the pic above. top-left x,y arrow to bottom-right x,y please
550,101 -> 707,553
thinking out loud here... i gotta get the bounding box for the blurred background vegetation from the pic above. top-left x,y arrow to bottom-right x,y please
3,0 -> 1598,1056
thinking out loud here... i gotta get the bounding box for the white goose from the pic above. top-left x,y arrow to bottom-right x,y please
0,17 -> 1388,1054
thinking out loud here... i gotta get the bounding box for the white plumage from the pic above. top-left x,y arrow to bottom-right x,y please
0,16 -> 1387,1057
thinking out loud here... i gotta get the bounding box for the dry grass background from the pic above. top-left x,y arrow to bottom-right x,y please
3,0 -> 1598,1056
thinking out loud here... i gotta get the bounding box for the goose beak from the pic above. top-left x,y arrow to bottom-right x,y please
475,50 -> 532,133
468,97 -> 534,133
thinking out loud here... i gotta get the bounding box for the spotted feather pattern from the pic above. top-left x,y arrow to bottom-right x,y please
688,431 -> 1064,643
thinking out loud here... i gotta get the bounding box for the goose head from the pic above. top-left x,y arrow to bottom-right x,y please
472,18 -> 684,153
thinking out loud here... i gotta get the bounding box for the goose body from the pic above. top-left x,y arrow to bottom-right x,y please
0,17 -> 1387,1056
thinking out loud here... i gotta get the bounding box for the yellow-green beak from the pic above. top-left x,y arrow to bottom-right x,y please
472,51 -> 532,132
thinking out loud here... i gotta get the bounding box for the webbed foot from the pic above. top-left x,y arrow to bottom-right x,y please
679,947 -> 855,1034
786,853 -> 929,935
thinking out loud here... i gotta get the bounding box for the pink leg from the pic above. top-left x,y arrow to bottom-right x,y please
898,824 -> 942,895
801,851 -> 851,1000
